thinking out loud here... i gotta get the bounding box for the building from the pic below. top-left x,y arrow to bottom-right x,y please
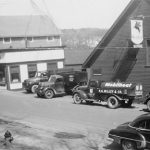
83,0 -> 150,94
64,48 -> 93,71
0,0 -> 64,90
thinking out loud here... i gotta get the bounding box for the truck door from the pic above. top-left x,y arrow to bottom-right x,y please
55,78 -> 65,94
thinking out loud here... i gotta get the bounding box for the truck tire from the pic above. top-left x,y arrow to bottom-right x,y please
31,85 -> 38,93
73,93 -> 82,104
107,96 -> 119,109
147,100 -> 150,111
44,89 -> 54,99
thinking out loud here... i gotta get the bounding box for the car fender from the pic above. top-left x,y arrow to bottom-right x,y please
74,90 -> 88,100
109,129 -> 144,146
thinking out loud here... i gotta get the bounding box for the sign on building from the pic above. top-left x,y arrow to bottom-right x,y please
131,18 -> 143,48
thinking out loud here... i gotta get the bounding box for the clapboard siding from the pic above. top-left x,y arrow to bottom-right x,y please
90,0 -> 150,94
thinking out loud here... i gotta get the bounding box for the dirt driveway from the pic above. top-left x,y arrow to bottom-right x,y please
0,90 -> 148,150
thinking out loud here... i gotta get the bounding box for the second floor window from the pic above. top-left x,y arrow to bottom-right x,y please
47,36 -> 54,41
27,37 -> 33,42
3,37 -> 11,44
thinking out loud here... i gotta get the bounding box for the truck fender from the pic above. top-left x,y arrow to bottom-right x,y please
43,87 -> 56,94
74,90 -> 88,100
109,94 -> 123,101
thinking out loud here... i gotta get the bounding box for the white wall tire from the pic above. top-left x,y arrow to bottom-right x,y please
73,93 -> 82,104
31,85 -> 38,93
107,96 -> 119,109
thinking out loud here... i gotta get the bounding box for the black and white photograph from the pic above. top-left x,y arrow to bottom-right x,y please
0,0 -> 150,149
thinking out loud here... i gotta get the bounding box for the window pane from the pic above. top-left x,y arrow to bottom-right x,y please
27,37 -> 33,41
33,36 -> 46,40
47,63 -> 57,71
28,64 -> 37,78
47,36 -> 53,40
10,66 -> 20,83
147,40 -> 150,65
28,71 -> 36,78
12,37 -> 24,41
4,38 -> 11,43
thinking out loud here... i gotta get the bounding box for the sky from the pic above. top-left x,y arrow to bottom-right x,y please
0,0 -> 131,29
45,0 -> 131,29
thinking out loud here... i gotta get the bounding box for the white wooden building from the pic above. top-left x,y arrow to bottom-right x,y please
0,0 -> 64,90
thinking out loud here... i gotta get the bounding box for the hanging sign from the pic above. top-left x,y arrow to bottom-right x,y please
131,19 -> 143,45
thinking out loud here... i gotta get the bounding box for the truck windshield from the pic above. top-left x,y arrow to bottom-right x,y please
34,72 -> 42,77
48,76 -> 56,82
34,72 -> 47,77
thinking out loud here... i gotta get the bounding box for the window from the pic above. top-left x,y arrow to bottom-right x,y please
47,63 -> 57,72
28,64 -> 37,78
33,36 -> 46,40
3,38 -> 11,44
27,37 -> 33,42
93,68 -> 102,76
132,119 -> 150,130
54,36 -> 60,39
56,78 -> 63,83
146,40 -> 150,66
11,37 -> 24,41
47,36 -> 54,41
10,66 -> 20,83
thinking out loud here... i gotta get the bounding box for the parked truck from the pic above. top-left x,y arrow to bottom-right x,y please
36,71 -> 87,99
72,80 -> 143,109
22,71 -> 51,93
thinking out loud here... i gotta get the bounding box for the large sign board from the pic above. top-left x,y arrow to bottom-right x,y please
131,19 -> 143,46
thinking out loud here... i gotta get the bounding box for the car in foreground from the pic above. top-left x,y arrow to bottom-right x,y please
108,113 -> 150,150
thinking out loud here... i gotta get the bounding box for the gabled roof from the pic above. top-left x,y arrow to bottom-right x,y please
0,15 -> 61,37
83,0 -> 141,68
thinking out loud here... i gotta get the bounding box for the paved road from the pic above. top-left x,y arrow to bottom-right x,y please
0,90 -> 148,149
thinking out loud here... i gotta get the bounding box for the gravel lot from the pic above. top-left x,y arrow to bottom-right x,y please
0,89 -> 148,150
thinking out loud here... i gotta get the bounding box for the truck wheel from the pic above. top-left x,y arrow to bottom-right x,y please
147,100 -> 150,111
107,96 -> 119,109
44,90 -> 54,99
121,140 -> 137,150
31,85 -> 38,93
73,93 -> 82,104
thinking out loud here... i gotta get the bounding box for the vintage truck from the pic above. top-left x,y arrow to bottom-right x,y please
36,71 -> 87,99
72,80 -> 143,109
22,71 -> 51,93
